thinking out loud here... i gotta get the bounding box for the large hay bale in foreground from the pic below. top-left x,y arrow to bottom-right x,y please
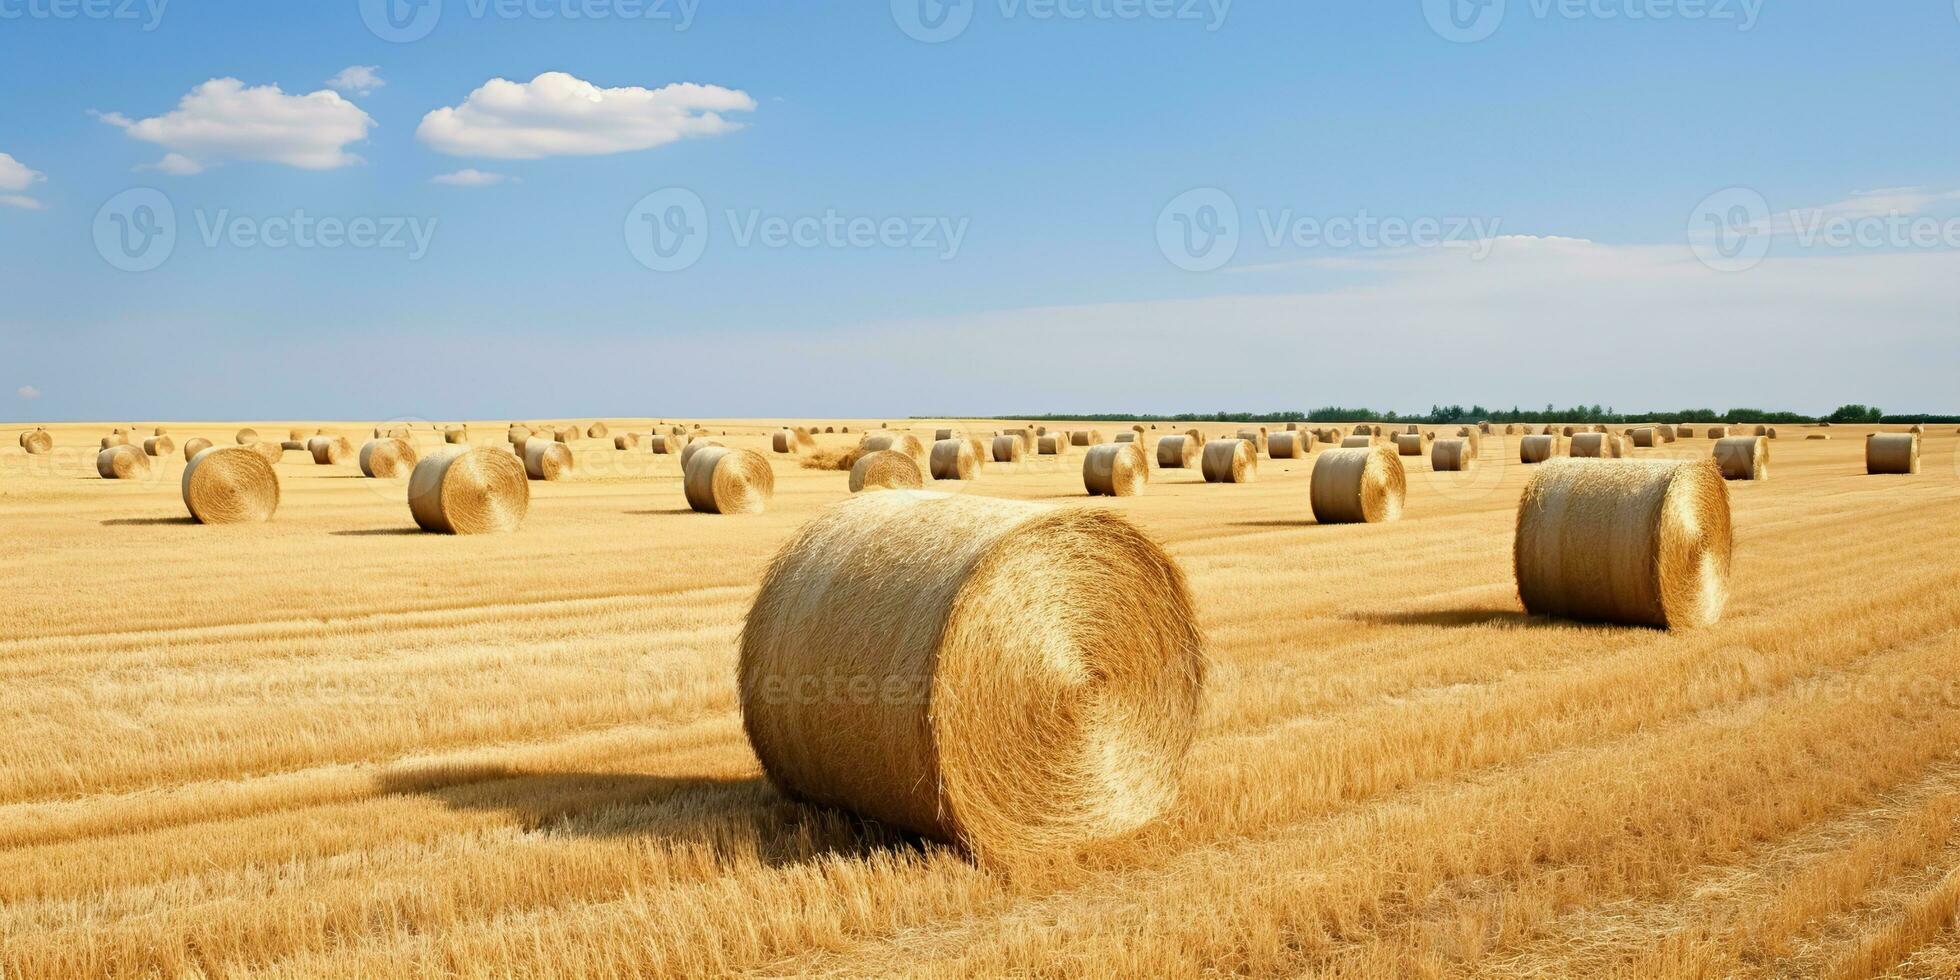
1311,446 -> 1405,524
408,447 -> 529,534
850,449 -> 924,493
180,437 -> 213,461
143,436 -> 174,457
1393,433 -> 1424,457
1431,438 -> 1474,472
684,446 -> 775,514
1520,434 -> 1560,464
1714,436 -> 1769,481
97,445 -> 151,480
1515,459 -> 1732,629
1083,442 -> 1149,497
679,439 -> 722,470
21,429 -> 51,454
1201,438 -> 1257,483
738,491 -> 1203,864
1156,435 -> 1201,469
991,435 -> 1023,463
359,437 -> 419,479
523,440 -> 575,481
1267,432 -> 1311,459
929,438 -> 980,480
1866,434 -> 1920,475
182,446 -> 280,524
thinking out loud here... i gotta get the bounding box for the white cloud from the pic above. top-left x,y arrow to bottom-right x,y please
416,72 -> 754,159
16,385 -> 40,400
326,65 -> 385,97
431,168 -> 515,187
98,79 -> 376,173
0,153 -> 45,209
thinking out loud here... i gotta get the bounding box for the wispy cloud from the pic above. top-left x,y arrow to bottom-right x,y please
431,168 -> 515,187
326,65 -> 385,97
0,152 -> 46,209
417,72 -> 754,159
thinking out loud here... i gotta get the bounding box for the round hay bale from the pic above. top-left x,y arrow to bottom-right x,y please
648,434 -> 677,455
143,436 -> 174,457
860,433 -> 928,469
1268,432 -> 1311,459
850,449 -> 924,493
1186,428 -> 1205,444
280,440 -> 306,452
1156,435 -> 1201,469
1706,426 -> 1729,439
21,429 -> 52,455
1201,438 -> 1257,483
181,446 -> 280,524
523,440 -> 575,481
246,440 -> 285,464
1479,422 -> 1493,435
1559,426 -> 1576,438
180,437 -> 213,461
1070,429 -> 1101,447
288,428 -> 309,442
772,430 -> 799,454
1432,438 -> 1474,472
1570,433 -> 1611,458
101,431 -> 129,448
1659,425 -> 1678,442
1504,425 -> 1518,436
1631,427 -> 1657,448
991,435 -> 1024,463
587,422 -> 609,439
1514,458 -> 1732,629
935,428 -> 956,442
1083,442 -> 1149,497
929,438 -> 980,480
1352,424 -> 1373,436
1908,424 -> 1924,435
737,491 -> 1203,863
1750,424 -> 1768,437
679,439 -> 722,470
1713,436 -> 1769,481
96,445 -> 150,479
1038,435 -> 1069,455
1235,429 -> 1267,454
555,426 -> 579,443
684,446 -> 775,514
1520,434 -> 1560,464
307,436 -> 354,465
613,434 -> 638,451
359,437 -> 419,478
408,447 -> 529,534
1807,434 -> 1830,441
1114,432 -> 1138,444
235,428 -> 260,445
1766,427 -> 1778,440
1340,435 -> 1373,449
507,426 -> 531,445
1393,433 -> 1424,457
1866,434 -> 1920,475
1311,446 -> 1406,524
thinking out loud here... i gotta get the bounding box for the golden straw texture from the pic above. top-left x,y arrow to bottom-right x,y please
860,433 -> 928,469
1083,441 -> 1149,497
96,445 -> 150,480
684,446 -> 775,514
142,436 -> 174,457
929,438 -> 980,480
358,438 -> 419,479
678,439 -> 722,471
1310,446 -> 1406,524
407,447 -> 529,534
1866,434 -> 1920,475
307,436 -> 354,466
738,491 -> 1204,865
523,440 -> 575,481
1340,435 -> 1373,449
991,435 -> 1024,463
1156,435 -> 1201,469
849,450 -> 924,493
21,429 -> 52,454
179,437 -> 212,461
1201,438 -> 1257,483
1431,438 -> 1474,472
1713,436 -> 1769,481
181,446 -> 280,524
1514,458 -> 1732,629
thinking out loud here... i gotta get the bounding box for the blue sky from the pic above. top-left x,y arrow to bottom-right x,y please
2,2 -> 1957,421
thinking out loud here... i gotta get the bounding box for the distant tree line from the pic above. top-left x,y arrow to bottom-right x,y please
971,404 -> 1957,424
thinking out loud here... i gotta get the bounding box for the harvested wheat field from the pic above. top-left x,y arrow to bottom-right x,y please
3,420 -> 1960,978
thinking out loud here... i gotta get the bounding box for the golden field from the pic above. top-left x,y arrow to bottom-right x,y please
3,420 -> 1958,978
